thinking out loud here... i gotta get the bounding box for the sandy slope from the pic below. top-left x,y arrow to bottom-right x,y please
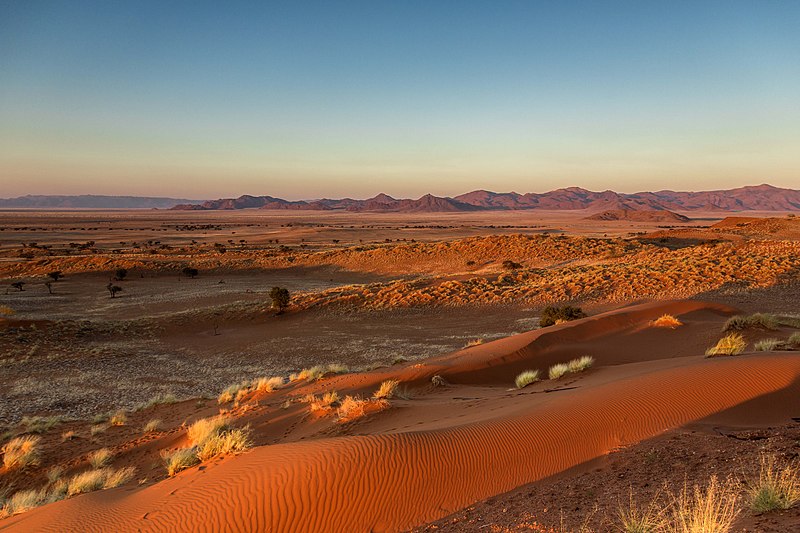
3,300 -> 799,532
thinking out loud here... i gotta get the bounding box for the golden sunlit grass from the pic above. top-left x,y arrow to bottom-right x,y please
653,314 -> 683,328
465,338 -> 485,347
66,466 -> 135,496
515,370 -> 541,389
109,411 -> 127,426
2,435 -> 41,469
748,454 -> 800,513
705,333 -> 747,357
163,415 -> 251,476
306,391 -> 340,412
666,476 -> 739,533
567,355 -> 594,373
336,395 -> 389,422
187,415 -> 230,447
373,380 -> 399,400
162,447 -> 200,477
253,376 -> 284,392
195,427 -> 252,462
87,448 -> 112,469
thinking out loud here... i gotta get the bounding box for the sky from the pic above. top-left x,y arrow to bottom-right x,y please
1,1 -> 798,200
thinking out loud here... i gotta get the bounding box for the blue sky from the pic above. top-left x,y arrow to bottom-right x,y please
1,1 -> 798,199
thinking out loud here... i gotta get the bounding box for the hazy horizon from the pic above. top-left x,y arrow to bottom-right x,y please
2,1 -> 799,199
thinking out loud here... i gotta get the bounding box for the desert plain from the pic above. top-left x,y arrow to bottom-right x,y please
1,208 -> 799,532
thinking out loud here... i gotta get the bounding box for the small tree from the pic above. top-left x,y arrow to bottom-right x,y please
270,287 -> 290,314
11,281 -> 25,292
182,267 -> 199,279
107,283 -> 123,298
115,268 -> 128,281
47,271 -> 63,282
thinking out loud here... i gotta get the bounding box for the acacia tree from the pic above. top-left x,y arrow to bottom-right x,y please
269,286 -> 290,314
115,268 -> 128,281
11,281 -> 25,292
181,267 -> 199,278
47,271 -> 63,282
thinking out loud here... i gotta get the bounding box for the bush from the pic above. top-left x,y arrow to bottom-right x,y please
539,305 -> 587,327
515,370 -> 540,389
705,333 -> 747,357
2,435 -> 41,469
270,286 -> 290,313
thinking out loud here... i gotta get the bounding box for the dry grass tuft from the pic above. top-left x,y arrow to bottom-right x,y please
196,427 -> 252,462
218,383 -> 246,404
187,415 -> 230,447
1,489 -> 47,516
754,338 -> 786,352
2,435 -> 41,469
617,492 -> 666,533
373,380 -> 399,400
705,333 -> 747,357
515,370 -> 540,389
162,447 -> 200,476
252,376 -> 284,392
465,338 -> 485,347
109,411 -> 127,426
431,375 -> 447,387
548,363 -> 570,380
653,314 -> 683,329
143,419 -> 162,433
790,332 -> 800,347
21,416 -> 61,434
61,430 -> 77,442
337,396 -> 370,421
748,453 -> 800,513
87,448 -> 112,469
723,313 -> 778,332
666,475 -> 739,533
307,391 -> 340,412
66,466 -> 135,496
567,355 -> 595,373
90,424 -> 108,437
136,392 -> 178,411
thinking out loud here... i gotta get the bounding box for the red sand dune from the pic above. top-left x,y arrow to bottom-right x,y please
4,301 -> 799,532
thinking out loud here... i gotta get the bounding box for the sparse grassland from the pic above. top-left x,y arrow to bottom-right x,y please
20,416 -> 61,434
706,333 -> 747,357
2,435 -> 41,469
652,314 -> 683,328
515,370 -> 540,389
748,454 -> 800,513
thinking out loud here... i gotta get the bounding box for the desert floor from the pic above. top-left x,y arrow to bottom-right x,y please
1,209 -> 799,531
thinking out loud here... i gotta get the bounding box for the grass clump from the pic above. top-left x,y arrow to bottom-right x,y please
788,332 -> 800,347
567,355 -> 595,373
218,383 -> 247,404
61,430 -> 77,442
515,370 -> 540,389
252,376 -> 284,392
666,476 -> 739,533
87,448 -> 112,468
196,428 -> 252,462
2,435 -> 41,469
465,338 -> 485,347
337,396 -> 370,421
549,363 -> 570,380
21,415 -> 61,434
748,454 -> 800,513
1,489 -> 47,516
723,313 -> 778,332
187,415 -> 231,446
109,411 -> 127,426
66,466 -> 135,496
431,375 -> 447,387
617,493 -> 666,533
143,419 -> 162,433
162,447 -> 200,476
705,333 -> 747,357
652,314 -> 683,328
373,380 -> 399,400
306,391 -> 340,412
539,305 -> 587,327
754,338 -> 787,352
137,392 -> 177,410
90,424 -> 108,436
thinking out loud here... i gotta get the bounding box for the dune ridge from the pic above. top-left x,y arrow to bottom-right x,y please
5,348 -> 799,532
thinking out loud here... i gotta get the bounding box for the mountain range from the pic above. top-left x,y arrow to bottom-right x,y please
0,195 -> 204,209
171,184 -> 800,213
